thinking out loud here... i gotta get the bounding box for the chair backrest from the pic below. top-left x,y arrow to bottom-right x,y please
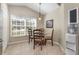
28,29 -> 32,36
51,29 -> 54,40
33,29 -> 42,39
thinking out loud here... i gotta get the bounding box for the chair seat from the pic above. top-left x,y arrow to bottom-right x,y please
45,36 -> 51,40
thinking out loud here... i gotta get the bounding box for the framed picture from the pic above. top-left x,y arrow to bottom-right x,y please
46,20 -> 53,28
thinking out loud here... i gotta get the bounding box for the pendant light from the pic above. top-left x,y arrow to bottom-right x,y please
38,3 -> 42,20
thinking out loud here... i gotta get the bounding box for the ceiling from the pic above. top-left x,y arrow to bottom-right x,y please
8,3 -> 60,15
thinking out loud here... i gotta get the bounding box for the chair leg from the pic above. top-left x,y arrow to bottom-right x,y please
31,38 -> 32,42
41,46 -> 42,50
51,39 -> 53,46
33,40 -> 35,49
41,40 -> 42,51
33,45 -> 35,49
45,39 -> 47,45
29,36 -> 30,43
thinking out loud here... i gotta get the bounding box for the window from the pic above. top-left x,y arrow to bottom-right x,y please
26,17 -> 37,35
10,15 -> 26,37
10,15 -> 37,37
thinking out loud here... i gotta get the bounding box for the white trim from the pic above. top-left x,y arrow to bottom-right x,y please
8,39 -> 27,46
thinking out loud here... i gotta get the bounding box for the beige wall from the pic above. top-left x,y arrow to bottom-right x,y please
44,4 -> 65,51
44,4 -> 64,41
0,4 -> 2,38
1,3 -> 9,53
58,4 -> 65,50
44,8 -> 61,42
8,5 -> 44,43
0,4 -> 2,54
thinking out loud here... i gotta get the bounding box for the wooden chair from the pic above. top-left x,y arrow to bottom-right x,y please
28,28 -> 33,43
45,29 -> 54,46
33,29 -> 45,50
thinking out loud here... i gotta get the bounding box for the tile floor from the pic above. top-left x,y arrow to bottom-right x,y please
4,40 -> 64,55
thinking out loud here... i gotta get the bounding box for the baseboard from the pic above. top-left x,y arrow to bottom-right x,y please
8,40 -> 27,46
53,41 -> 65,54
